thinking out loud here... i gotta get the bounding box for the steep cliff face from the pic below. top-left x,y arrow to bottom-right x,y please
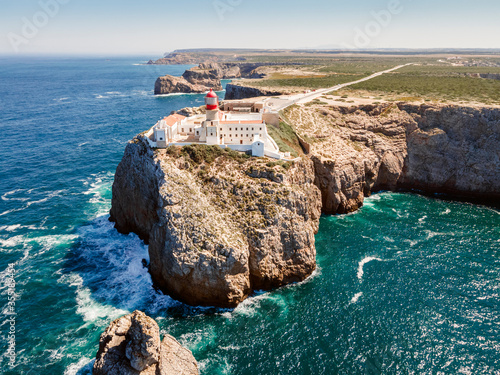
398,104 -> 500,198
287,103 -> 500,213
110,143 -> 321,307
224,84 -> 287,100
154,63 -> 271,95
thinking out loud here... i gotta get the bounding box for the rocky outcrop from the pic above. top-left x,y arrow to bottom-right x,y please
154,62 -> 271,95
148,52 -> 221,65
94,310 -> 198,375
397,104 -> 500,199
110,145 -> 321,307
224,84 -> 287,100
286,103 -> 500,214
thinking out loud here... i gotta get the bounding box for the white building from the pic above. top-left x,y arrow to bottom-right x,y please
151,89 -> 284,159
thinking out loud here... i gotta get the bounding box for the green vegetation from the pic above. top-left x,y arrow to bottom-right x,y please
266,160 -> 293,170
179,145 -> 250,165
346,64 -> 500,105
266,120 -> 303,158
248,73 -> 366,90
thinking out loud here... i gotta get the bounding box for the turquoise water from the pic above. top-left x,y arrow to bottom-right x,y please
0,57 -> 499,374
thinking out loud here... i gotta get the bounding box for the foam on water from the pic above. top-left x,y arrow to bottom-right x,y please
350,292 -> 363,304
1,189 -> 30,202
70,215 -> 177,316
64,357 -> 94,375
357,257 -> 383,281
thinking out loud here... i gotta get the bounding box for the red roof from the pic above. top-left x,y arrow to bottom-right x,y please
206,89 -> 218,98
163,114 -> 186,127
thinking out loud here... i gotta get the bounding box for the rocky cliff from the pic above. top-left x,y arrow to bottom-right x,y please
224,83 -> 287,100
285,103 -> 500,213
110,103 -> 499,308
154,63 -> 269,95
94,310 -> 198,375
110,144 -> 321,307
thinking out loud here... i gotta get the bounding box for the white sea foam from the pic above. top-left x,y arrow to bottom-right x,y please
66,216 -> 177,319
350,292 -> 363,304
0,220 -> 47,232
64,357 -> 94,375
1,189 -> 30,202
418,215 -> 428,223
82,172 -> 114,216
0,224 -> 21,232
0,234 -> 28,249
357,256 -> 383,281
59,273 -> 127,323
424,230 -> 449,239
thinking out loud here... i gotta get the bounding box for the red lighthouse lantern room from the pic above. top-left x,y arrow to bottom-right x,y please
205,89 -> 219,110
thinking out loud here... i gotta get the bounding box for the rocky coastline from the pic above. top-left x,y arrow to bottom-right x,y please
154,62 -> 270,95
224,83 -> 287,100
109,102 -> 499,309
94,310 -> 199,375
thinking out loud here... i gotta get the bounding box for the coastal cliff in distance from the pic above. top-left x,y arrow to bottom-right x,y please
154,62 -> 268,95
110,102 -> 499,308
224,83 -> 288,100
110,144 -> 321,307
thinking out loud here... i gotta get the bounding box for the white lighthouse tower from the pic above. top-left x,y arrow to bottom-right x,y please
201,89 -> 220,145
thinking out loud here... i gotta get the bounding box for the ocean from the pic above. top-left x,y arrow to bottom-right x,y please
0,57 -> 498,375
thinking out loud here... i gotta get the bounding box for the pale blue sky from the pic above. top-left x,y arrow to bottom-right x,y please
1,0 -> 499,55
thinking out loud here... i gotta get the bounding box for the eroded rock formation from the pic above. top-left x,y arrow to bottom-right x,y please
94,310 -> 198,375
224,84 -> 287,100
154,63 -> 269,95
287,103 -> 500,213
110,145 -> 321,307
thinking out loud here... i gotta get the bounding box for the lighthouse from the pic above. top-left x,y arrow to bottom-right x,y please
201,89 -> 220,145
205,89 -> 219,121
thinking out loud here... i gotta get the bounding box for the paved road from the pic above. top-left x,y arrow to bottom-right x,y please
264,63 -> 414,111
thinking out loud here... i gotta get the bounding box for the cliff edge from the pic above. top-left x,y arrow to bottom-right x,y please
154,63 -> 268,95
285,102 -> 500,213
110,144 -> 321,307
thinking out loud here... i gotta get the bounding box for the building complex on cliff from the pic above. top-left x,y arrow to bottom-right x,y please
146,89 -> 287,159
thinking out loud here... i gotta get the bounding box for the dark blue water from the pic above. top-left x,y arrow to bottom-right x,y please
0,57 -> 498,375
